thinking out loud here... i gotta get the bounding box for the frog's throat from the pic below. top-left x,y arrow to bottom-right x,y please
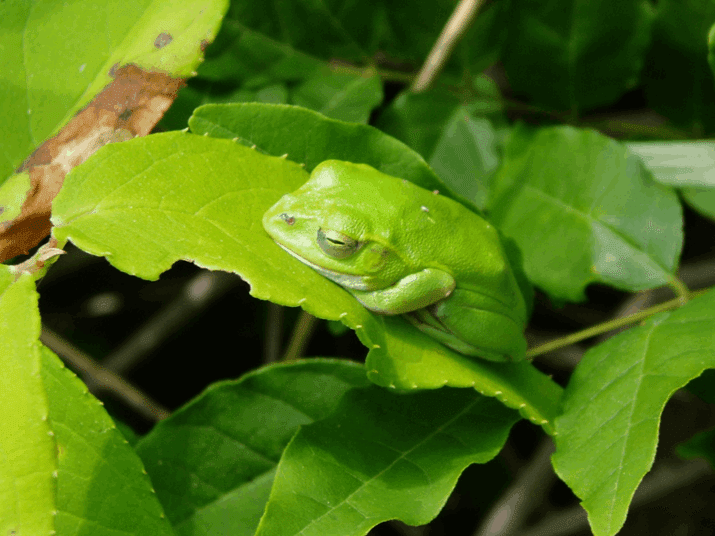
277,243 -> 375,291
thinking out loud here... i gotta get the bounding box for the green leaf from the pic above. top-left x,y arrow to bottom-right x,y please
0,171 -> 31,223
376,78 -> 506,208
197,22 -> 324,85
642,0 -> 715,133
161,81 -> 291,132
188,103 -> 468,206
0,269 -> 172,535
489,126 -> 683,302
501,0 -> 653,115
52,131 -> 310,281
223,0 -> 457,66
257,387 -> 519,536
364,316 -> 563,435
0,270 -> 56,535
291,71 -> 383,124
427,113 -> 499,210
0,0 -> 228,179
179,24 -> 382,128
552,290 -> 715,536
136,359 -> 369,536
112,418 -> 141,447
41,346 -> 174,536
51,128 -> 562,433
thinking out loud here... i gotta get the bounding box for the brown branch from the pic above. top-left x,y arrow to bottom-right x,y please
411,0 -> 487,92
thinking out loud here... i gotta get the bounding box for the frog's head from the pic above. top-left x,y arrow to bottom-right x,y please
262,161 -> 413,291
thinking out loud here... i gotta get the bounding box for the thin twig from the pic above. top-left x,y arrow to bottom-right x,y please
411,0 -> 487,92
525,331 -> 585,371
40,326 -> 170,422
669,276 -> 691,305
282,310 -> 319,361
264,302 -> 284,363
527,289 -> 709,359
532,260 -> 715,368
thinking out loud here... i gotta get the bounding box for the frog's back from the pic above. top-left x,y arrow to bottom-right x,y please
314,160 -> 526,321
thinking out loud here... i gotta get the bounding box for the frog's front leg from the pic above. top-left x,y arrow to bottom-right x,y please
349,268 -> 455,314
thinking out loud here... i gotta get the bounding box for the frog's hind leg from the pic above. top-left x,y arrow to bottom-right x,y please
403,307 -> 502,360
404,290 -> 526,362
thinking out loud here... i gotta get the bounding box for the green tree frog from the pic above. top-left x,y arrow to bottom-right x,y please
263,160 -> 528,362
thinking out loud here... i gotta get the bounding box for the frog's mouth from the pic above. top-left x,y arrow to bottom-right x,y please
277,243 -> 377,291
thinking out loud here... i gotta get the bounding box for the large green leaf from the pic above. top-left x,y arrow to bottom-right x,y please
501,0 -> 652,114
642,0 -> 715,132
0,268 -> 173,535
52,132 -> 310,281
188,103 -> 466,205
0,270 -> 56,535
0,0 -> 228,181
223,0 -> 448,65
363,316 -> 562,435
196,22 -> 324,85
376,77 -> 507,209
214,0 -> 508,79
51,128 -> 562,433
552,290 -> 715,536
256,386 -> 519,536
291,70 -> 383,124
136,359 -> 369,536
165,15 -> 384,129
488,126 -> 683,302
41,346 -> 174,536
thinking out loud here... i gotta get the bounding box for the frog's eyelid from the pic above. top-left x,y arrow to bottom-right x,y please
317,228 -> 362,259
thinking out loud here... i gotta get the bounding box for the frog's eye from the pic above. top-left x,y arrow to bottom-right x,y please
317,229 -> 361,259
